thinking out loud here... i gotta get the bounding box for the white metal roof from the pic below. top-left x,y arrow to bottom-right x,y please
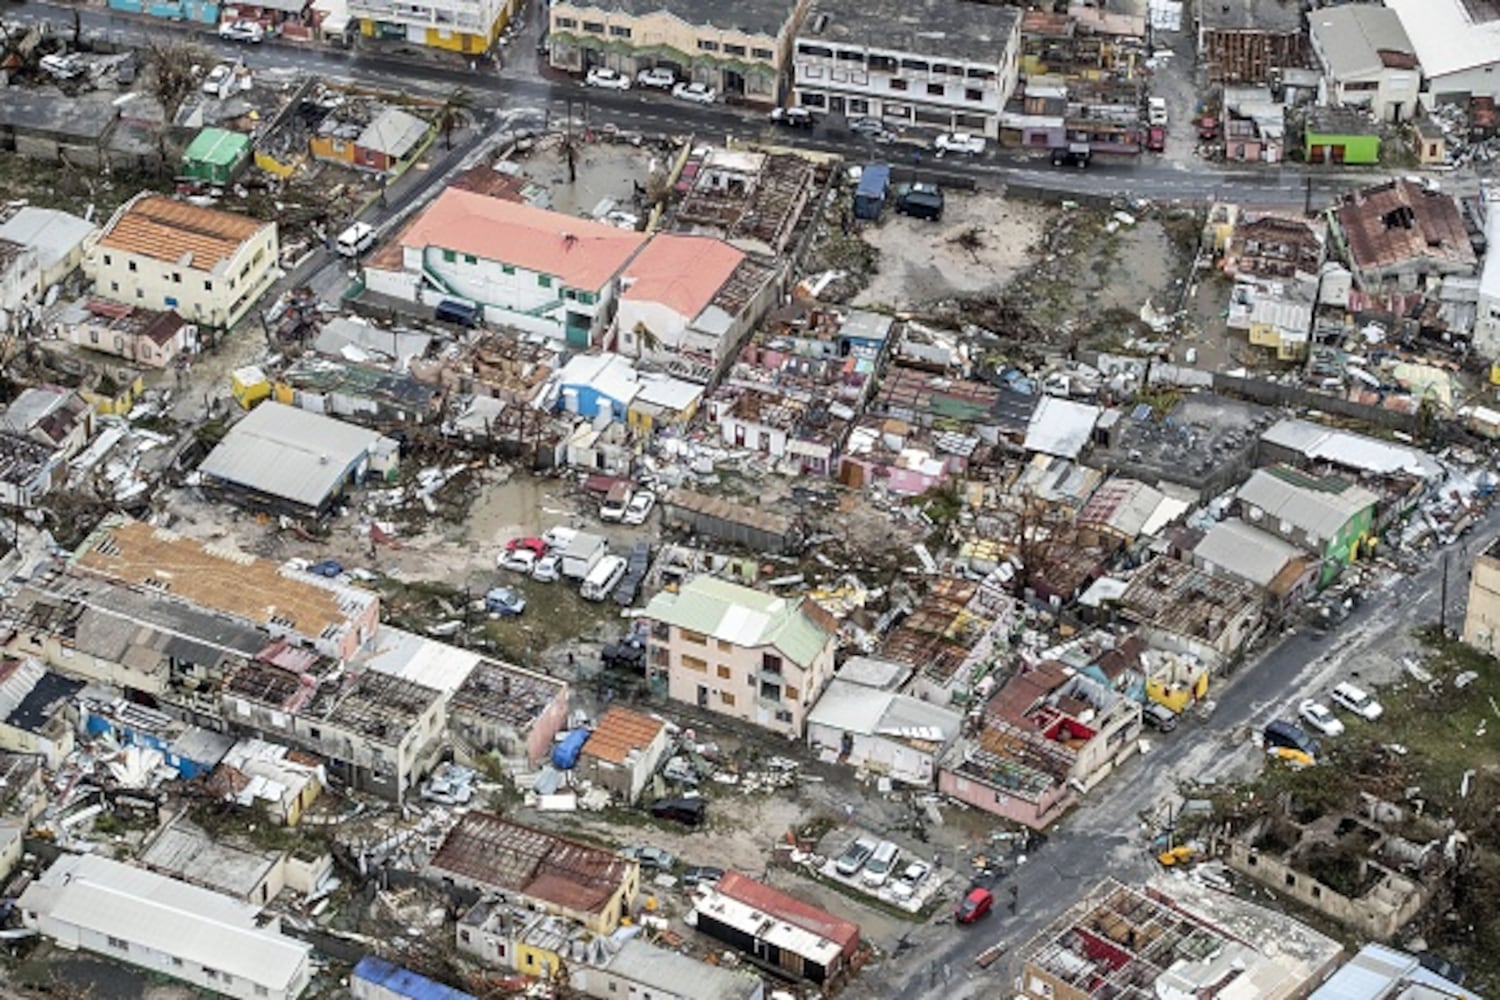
693,892 -> 841,967
1194,520 -> 1304,588
0,207 -> 96,273
1261,418 -> 1443,480
19,854 -> 309,992
1024,395 -> 1101,459
198,401 -> 390,508
361,624 -> 481,694
1385,0 -> 1500,82
1309,5 -> 1415,80
1237,469 -> 1378,542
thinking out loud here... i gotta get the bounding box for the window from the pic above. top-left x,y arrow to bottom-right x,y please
103,254 -> 112,266
836,48 -> 863,62
752,47 -> 773,59
775,709 -> 793,723
681,629 -> 708,645
106,936 -> 128,951
901,57 -> 928,72
442,249 -> 456,262
89,329 -> 99,344
128,260 -> 137,272
172,271 -> 182,283
716,665 -> 731,679
682,655 -> 708,673
762,653 -> 782,675
539,275 -> 553,288
848,98 -> 869,114
205,968 -> 219,981
502,264 -> 515,275
927,82 -> 943,96
785,685 -> 799,701
555,15 -> 576,27
724,43 -> 745,56
1284,873 -> 1296,887
109,282 -> 119,293
136,288 -> 144,299
966,88 -> 982,101
460,930 -> 471,942
582,20 -> 604,31
760,680 -> 781,701
609,24 -> 631,37
256,988 -> 269,998
798,43 -> 832,58
308,726 -> 321,740
720,691 -> 736,706
577,290 -> 596,305
698,39 -> 718,51
204,279 -> 213,291
464,254 -> 477,264
170,957 -> 183,968
889,79 -> 907,91
802,92 -> 826,107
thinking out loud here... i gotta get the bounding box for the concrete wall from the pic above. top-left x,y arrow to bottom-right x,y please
1463,549 -> 1500,654
937,765 -> 1074,830
806,725 -> 940,786
88,222 -> 279,329
655,623 -> 833,737
1225,839 -> 1426,939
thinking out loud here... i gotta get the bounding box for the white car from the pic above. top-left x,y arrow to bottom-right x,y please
1330,681 -> 1383,720
672,81 -> 717,104
1148,96 -> 1168,125
498,548 -> 538,574
934,132 -> 986,155
636,67 -> 676,89
585,67 -> 631,90
622,490 -> 656,525
888,860 -> 930,901
1298,700 -> 1345,738
218,19 -> 265,42
201,64 -> 234,95
542,525 -> 577,553
532,553 -> 562,582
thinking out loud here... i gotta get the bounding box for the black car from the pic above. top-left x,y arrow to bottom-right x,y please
895,182 -> 944,221
1142,701 -> 1179,733
649,796 -> 706,827
1050,143 -> 1092,168
770,107 -> 815,129
681,865 -> 725,887
602,636 -> 646,673
1264,720 -> 1320,759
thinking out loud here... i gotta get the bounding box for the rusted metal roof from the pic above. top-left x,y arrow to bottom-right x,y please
97,195 -> 267,271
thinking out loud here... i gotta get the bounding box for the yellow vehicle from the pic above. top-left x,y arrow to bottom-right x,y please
1157,845 -> 1202,867
1268,746 -> 1315,768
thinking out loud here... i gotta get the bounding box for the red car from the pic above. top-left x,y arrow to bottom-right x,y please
956,887 -> 994,924
505,536 -> 548,558
1147,125 -> 1166,152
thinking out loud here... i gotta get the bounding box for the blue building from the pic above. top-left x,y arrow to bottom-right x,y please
83,701 -> 233,779
107,0 -> 219,23
555,353 -> 640,424
352,956 -> 475,1000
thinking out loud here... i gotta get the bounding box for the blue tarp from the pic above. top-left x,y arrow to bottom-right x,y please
353,956 -> 474,1000
551,728 -> 590,769
853,163 -> 891,220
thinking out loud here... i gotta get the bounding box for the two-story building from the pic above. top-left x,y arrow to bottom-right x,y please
351,0 -> 517,53
1330,179 -> 1477,290
791,0 -> 1022,138
365,188 -> 646,348
641,575 -> 836,737
1308,4 -> 1419,124
87,194 -> 279,329
548,0 -> 809,103
66,299 -> 199,368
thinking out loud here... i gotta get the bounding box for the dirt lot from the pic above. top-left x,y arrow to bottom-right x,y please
854,194 -> 1051,311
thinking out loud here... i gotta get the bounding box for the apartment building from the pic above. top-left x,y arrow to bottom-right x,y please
791,0 -> 1022,138
548,0 -> 809,103
87,194 -> 278,329
641,575 -> 837,737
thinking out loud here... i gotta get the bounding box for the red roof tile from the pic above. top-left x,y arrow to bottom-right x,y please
621,234 -> 745,320
716,871 -> 860,957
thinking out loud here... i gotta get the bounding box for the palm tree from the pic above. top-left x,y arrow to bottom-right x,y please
633,321 -> 662,357
436,86 -> 476,150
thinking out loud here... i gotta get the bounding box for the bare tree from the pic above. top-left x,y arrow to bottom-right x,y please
434,86 -> 475,150
144,38 -> 213,121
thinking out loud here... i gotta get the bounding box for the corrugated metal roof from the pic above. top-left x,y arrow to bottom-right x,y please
1237,468 -> 1378,542
353,955 -> 475,1000
198,401 -> 389,508
1193,519 -> 1305,588
642,575 -> 832,667
97,194 -> 267,271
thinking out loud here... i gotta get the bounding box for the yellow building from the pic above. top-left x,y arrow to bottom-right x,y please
87,194 -> 279,330
351,0 -> 515,53
1245,294 -> 1311,361
1464,538 -> 1500,655
548,0 -> 810,102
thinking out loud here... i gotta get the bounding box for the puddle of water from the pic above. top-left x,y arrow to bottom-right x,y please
466,475 -> 571,545
1091,220 -> 1177,312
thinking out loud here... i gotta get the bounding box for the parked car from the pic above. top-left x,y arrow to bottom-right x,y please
542,525 -> 577,552
600,483 -> 634,522
585,67 -> 631,90
620,845 -> 675,870
1330,681 -> 1383,720
532,553 -> 562,582
636,66 -> 676,89
681,865 -> 725,887
1146,125 -> 1166,152
848,116 -> 896,142
934,132 -> 986,155
201,63 -> 234,94
613,542 -> 651,607
1263,719 -> 1320,760
955,887 -> 994,924
649,796 -> 706,827
1148,96 -> 1168,125
483,586 -> 526,616
1142,701 -> 1179,733
834,837 -> 877,877
1051,143 -> 1091,168
889,860 -> 930,901
218,19 -> 265,42
623,490 -> 656,525
1298,699 -> 1346,738
895,182 -> 944,221
308,559 -> 344,578
770,107 -> 815,129
40,54 -> 85,80
861,841 -> 900,887
499,548 -> 537,574
506,536 -> 548,558
672,81 -> 717,104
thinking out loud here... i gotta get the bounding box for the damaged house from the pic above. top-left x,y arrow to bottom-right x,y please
1117,556 -> 1264,666
1330,179 -> 1478,291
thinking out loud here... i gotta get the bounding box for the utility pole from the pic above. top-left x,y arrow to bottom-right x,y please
1439,551 -> 1451,636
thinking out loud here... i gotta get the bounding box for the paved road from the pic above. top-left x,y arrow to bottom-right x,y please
877,505 -> 1498,1000
19,0 -> 1482,208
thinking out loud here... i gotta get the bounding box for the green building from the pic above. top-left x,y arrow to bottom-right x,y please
1235,465 -> 1379,587
181,127 -> 251,185
1304,106 -> 1381,165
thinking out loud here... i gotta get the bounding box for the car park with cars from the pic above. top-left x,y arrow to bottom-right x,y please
934,132 -> 986,155
636,67 -> 676,89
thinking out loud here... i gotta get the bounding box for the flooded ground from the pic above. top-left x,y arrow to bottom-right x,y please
521,136 -> 666,220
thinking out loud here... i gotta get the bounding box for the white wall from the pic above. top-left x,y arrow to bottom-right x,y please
1430,62 -> 1500,101
89,224 -> 279,328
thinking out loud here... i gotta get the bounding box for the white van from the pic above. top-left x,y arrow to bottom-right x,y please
335,222 -> 376,257
862,841 -> 900,887
581,555 -> 627,601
